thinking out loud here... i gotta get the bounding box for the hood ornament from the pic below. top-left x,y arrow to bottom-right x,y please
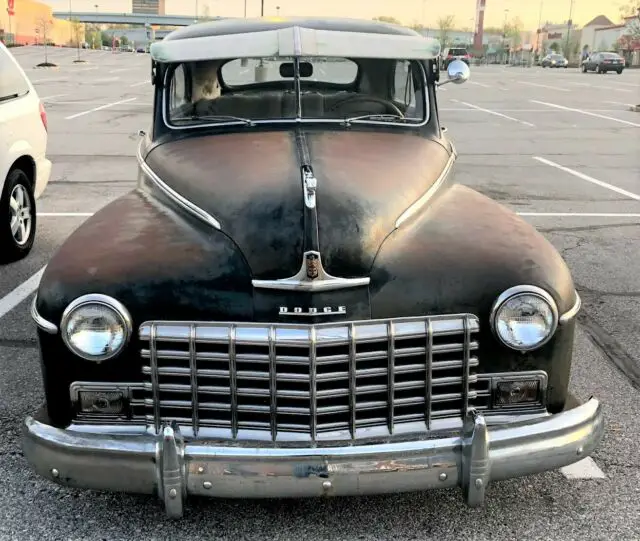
252,250 -> 370,292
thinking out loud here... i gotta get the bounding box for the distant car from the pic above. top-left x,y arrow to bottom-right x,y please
540,54 -> 568,68
136,47 -> 146,53
0,42 -> 51,262
441,47 -> 470,70
23,18 -> 603,518
581,52 -> 625,74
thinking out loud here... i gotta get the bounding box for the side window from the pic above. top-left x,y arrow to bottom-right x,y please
0,47 -> 30,101
170,64 -> 188,112
393,60 -> 416,109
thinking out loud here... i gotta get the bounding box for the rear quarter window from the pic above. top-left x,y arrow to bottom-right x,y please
0,47 -> 30,101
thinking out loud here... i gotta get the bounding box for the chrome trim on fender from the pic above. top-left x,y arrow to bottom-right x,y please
559,292 -> 582,325
30,295 -> 58,334
136,143 -> 222,230
394,150 -> 456,228
252,250 -> 370,292
22,398 -> 604,517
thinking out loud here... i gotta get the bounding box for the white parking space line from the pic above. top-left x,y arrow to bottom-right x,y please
518,212 -> 640,217
0,267 -> 45,320
39,93 -> 68,101
452,99 -> 535,127
468,81 -> 491,88
519,81 -> 570,92
534,157 -> 640,202
110,68 -> 138,73
65,97 -> 138,120
130,81 -> 150,87
569,81 -> 632,93
37,212 -> 94,217
560,458 -> 607,480
531,100 -> 640,127
605,100 -> 636,107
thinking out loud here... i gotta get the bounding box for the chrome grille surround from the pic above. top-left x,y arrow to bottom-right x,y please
131,315 -> 487,443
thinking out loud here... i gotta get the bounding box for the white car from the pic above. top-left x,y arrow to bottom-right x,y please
0,42 -> 51,262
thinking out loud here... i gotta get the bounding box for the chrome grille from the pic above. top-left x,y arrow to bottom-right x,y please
135,315 -> 483,442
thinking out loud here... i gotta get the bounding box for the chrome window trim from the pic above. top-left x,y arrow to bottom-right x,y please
61,294 -> 133,362
394,149 -> 456,228
137,142 -> 222,230
30,295 -> 58,334
489,285 -> 559,352
559,292 -> 582,325
161,58 -> 430,131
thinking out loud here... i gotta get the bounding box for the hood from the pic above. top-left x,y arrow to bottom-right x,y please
144,130 -> 452,280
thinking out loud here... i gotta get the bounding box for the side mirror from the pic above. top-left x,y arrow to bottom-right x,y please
437,59 -> 470,87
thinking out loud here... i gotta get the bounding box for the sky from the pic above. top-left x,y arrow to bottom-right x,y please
43,0 -> 625,30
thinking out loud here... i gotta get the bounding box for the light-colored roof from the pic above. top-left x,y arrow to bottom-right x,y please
584,15 -> 615,27
150,26 -> 442,63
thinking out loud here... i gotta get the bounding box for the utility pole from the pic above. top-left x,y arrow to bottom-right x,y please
565,0 -> 574,59
243,0 -> 247,17
261,0 -> 264,17
537,0 -> 543,54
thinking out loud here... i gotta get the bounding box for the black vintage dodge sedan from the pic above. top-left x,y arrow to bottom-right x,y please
23,17 -> 603,518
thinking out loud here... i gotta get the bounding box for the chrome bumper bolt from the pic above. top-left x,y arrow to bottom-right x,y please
51,468 -> 59,478
439,472 -> 448,482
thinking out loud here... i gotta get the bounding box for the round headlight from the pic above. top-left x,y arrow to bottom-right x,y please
491,286 -> 558,352
61,295 -> 132,362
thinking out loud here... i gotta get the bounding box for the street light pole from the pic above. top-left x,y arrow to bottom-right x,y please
565,0 -> 574,59
243,0 -> 247,17
261,0 -> 264,16
537,0 -> 543,53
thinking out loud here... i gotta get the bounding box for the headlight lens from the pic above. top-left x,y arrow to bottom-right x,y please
491,287 -> 558,352
61,295 -> 132,361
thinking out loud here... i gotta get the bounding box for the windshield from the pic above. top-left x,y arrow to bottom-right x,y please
601,53 -> 620,59
165,56 -> 428,129
550,55 -> 564,60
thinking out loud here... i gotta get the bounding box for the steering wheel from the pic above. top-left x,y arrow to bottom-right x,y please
328,95 -> 405,118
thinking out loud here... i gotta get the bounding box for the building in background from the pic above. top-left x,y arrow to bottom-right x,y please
580,15 -> 615,54
132,0 -> 166,15
0,0 -> 78,46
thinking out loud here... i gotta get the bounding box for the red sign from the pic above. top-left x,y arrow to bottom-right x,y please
7,0 -> 15,16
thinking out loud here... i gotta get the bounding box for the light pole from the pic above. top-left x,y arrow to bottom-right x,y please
537,0 -> 543,54
503,9 -> 509,64
565,0 -> 574,60
243,0 -> 247,17
261,0 -> 264,16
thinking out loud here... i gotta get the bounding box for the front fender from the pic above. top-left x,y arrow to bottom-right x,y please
369,183 -> 577,412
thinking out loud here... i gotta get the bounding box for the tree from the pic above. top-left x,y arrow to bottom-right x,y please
35,16 -> 54,65
549,41 -> 560,53
619,1 -> 639,19
437,15 -> 455,48
70,18 -> 84,60
373,16 -> 401,25
120,35 -> 129,46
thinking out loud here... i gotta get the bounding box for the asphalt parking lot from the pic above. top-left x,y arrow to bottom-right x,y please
1,45 -> 640,540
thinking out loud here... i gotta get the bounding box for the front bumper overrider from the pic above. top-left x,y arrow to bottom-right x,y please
22,399 -> 604,518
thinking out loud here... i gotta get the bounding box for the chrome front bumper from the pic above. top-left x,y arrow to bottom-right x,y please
22,399 -> 604,518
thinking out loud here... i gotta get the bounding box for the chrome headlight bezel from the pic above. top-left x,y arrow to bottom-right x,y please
60,294 -> 133,362
490,285 -> 559,352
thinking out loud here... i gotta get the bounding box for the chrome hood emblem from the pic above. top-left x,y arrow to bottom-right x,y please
252,250 -> 370,292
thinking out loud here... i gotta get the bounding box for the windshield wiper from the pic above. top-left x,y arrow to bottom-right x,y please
174,114 -> 255,126
342,113 -> 406,126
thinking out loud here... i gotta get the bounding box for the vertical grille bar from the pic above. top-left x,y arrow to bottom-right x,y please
425,319 -> 433,430
229,324 -> 238,438
149,323 -> 161,434
462,316 -> 471,415
348,323 -> 357,439
387,321 -> 395,435
189,324 -> 199,436
309,326 -> 317,442
268,325 -> 277,441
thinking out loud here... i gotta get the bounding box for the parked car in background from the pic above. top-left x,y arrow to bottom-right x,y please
581,52 -> 625,74
23,17 -> 603,518
540,53 -> 568,68
0,42 -> 51,262
441,47 -> 470,70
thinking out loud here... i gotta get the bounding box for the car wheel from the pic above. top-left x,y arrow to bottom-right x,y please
0,168 -> 37,263
617,69 -> 623,74
581,64 -> 587,73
